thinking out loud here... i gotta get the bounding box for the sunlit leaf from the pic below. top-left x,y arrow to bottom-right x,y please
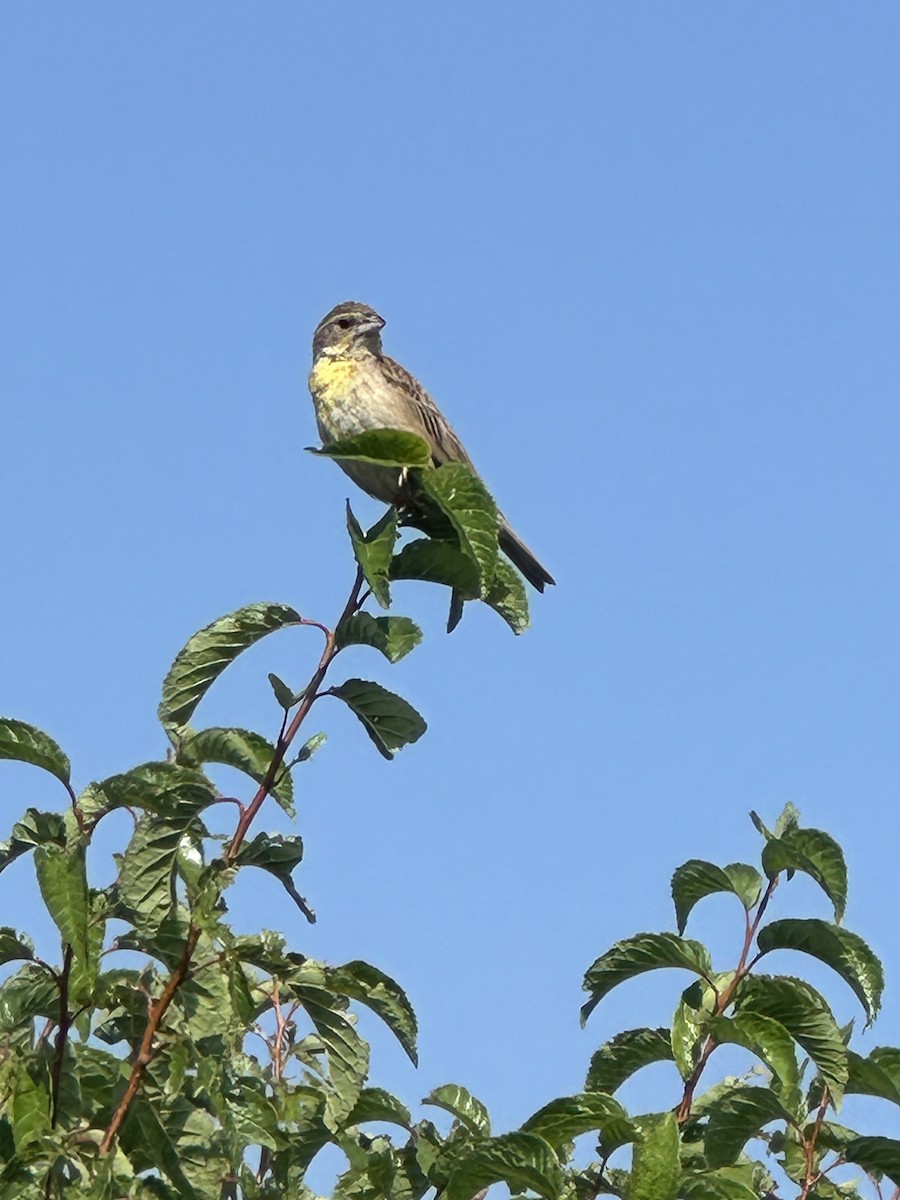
585,1027 -> 674,1093
328,960 -> 417,1065
312,428 -> 432,468
704,1086 -> 793,1167
347,504 -> 398,609
423,1084 -> 490,1135
761,827 -> 847,923
443,1132 -> 563,1200
336,613 -> 422,663
582,933 -> 713,1024
521,1092 -> 635,1149
671,860 -> 763,933
179,726 -> 293,816
631,1111 -> 681,1200
421,463 -> 499,590
0,719 -> 70,786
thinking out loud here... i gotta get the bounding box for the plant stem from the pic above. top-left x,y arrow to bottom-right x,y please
99,565 -> 366,1155
49,944 -> 73,1127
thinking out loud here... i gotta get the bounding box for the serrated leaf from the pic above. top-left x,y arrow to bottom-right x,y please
672,980 -> 713,1079
734,975 -> 848,1104
327,960 -> 418,1065
484,557 -> 530,634
0,719 -> 70,786
521,1092 -> 635,1149
756,919 -> 883,1026
581,933 -> 713,1025
347,504 -> 398,609
761,827 -> 847,922
313,428 -> 433,468
296,732 -> 327,762
0,964 -> 58,1030
707,1013 -> 801,1111
843,1136 -> 900,1187
680,1167 -> 764,1198
336,613 -> 423,663
179,726 -> 294,816
585,1027 -> 674,1093
704,1086 -> 793,1167
631,1111 -> 681,1200
421,463 -> 499,590
87,762 -> 216,821
159,602 -> 302,732
297,986 -> 370,1131
443,1132 -> 563,1200
671,860 -> 762,933
390,537 -> 481,597
330,678 -> 426,759
10,1052 -> 51,1150
423,1084 -> 490,1135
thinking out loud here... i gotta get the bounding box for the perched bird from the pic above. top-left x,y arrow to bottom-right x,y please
308,301 -> 555,592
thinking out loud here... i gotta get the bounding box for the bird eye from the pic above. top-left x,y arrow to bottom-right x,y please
337,318 -> 352,330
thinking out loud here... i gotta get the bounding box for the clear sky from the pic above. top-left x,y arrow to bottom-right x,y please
2,1 -> 900,1182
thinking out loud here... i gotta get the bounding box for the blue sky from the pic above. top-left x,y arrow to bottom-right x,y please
2,0 -> 900,1178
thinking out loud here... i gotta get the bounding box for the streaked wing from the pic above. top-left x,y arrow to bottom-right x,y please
381,355 -> 475,469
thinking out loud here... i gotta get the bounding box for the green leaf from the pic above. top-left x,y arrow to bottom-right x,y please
0,930 -> 35,967
297,986 -> 370,1131
390,537 -> 481,597
0,808 -> 66,875
327,960 -> 418,1065
297,731 -> 327,762
483,558 -> 530,635
233,833 -> 312,920
420,463 -> 499,590
631,1111 -> 681,1200
703,1086 -> 794,1167
734,975 -> 848,1103
0,718 -> 70,786
347,504 -> 398,609
159,601 -> 302,733
87,761 -> 216,821
0,965 -> 58,1030
756,918 -> 883,1025
330,678 -> 427,759
10,1052 -> 51,1150
268,671 -> 299,709
119,812 -> 208,932
844,1136 -> 900,1187
347,1088 -> 412,1129
671,860 -> 762,933
313,428 -> 433,468
521,1092 -> 635,1148
34,845 -> 89,965
680,1167 -> 764,1199
178,726 -> 294,816
761,827 -> 847,923
443,1132 -> 563,1200
843,1048 -> 900,1106
581,933 -> 713,1024
336,613 -> 423,663
672,979 -> 714,1079
707,1013 -> 801,1110
422,1084 -> 490,1135
585,1027 -> 674,1093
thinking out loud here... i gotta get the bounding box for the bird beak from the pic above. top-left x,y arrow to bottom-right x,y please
359,314 -> 385,335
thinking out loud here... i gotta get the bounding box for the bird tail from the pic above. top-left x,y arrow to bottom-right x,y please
498,521 -> 555,592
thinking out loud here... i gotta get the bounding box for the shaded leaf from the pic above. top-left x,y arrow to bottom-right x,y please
844,1136 -> 900,1187
843,1049 -> 900,1107
0,930 -> 35,967
0,808 -> 66,875
756,919 -> 883,1026
421,463 -> 499,590
681,1167 -> 764,1199
159,602 -> 302,732
268,672 -> 299,710
423,1083 -> 490,1135
34,845 -> 89,966
585,1027 -> 674,1093
120,812 -> 208,932
347,504 -> 398,609
0,719 -> 70,786
348,1088 -> 412,1129
233,833 -> 312,921
390,538 -> 481,597
582,933 -> 713,1024
707,1012 -> 801,1111
330,678 -> 427,760
671,860 -> 762,933
336,613 -> 423,663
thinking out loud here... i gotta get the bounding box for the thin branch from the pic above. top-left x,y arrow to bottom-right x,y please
49,944 -> 73,1127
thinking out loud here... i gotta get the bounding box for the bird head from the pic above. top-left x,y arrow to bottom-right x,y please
312,302 -> 386,359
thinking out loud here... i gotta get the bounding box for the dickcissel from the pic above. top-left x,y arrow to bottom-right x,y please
308,301 -> 555,592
